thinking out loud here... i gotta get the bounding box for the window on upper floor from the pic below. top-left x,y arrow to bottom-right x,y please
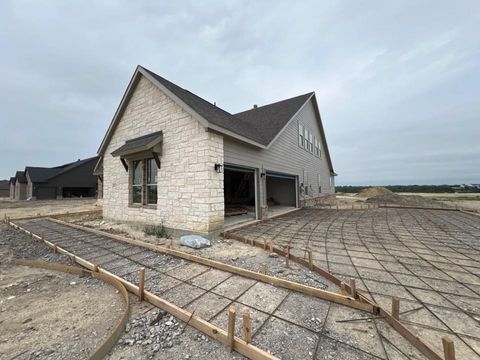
298,123 -> 304,148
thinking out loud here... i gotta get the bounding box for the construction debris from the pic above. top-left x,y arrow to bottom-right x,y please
180,235 -> 211,249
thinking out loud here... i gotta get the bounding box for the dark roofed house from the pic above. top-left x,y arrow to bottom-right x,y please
12,171 -> 28,200
97,66 -> 336,234
0,180 -> 9,198
8,177 -> 15,199
24,157 -> 99,200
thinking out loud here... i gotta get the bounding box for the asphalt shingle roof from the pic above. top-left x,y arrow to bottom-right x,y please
111,131 -> 163,157
15,171 -> 27,184
143,67 -> 315,146
142,67 -> 271,145
234,93 -> 314,145
25,157 -> 98,184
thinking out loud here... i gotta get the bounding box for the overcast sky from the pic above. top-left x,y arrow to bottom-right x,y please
1,1 -> 479,185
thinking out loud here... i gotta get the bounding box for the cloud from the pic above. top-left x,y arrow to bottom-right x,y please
0,0 -> 478,185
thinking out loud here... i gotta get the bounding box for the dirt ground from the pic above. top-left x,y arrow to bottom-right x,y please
335,191 -> 480,211
0,225 -> 125,360
0,198 -> 99,220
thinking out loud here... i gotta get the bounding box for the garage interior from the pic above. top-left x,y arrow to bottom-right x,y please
266,172 -> 297,216
224,166 -> 256,226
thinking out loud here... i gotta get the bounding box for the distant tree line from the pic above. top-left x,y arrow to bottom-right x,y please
335,185 -> 480,193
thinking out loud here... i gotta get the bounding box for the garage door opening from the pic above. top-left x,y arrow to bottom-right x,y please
63,187 -> 96,198
266,172 -> 297,216
224,166 -> 256,227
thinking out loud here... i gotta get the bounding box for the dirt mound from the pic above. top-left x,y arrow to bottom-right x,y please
356,187 -> 392,198
366,193 -> 441,207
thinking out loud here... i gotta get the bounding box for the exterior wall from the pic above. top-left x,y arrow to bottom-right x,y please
97,177 -> 103,199
15,182 -> 27,200
224,99 -> 334,210
103,76 -> 224,233
9,183 -> 15,199
26,173 -> 34,199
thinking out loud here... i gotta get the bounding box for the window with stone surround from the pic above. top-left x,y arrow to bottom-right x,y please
130,158 -> 158,206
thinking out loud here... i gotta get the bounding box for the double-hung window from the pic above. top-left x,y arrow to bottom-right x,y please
146,158 -> 158,204
131,158 -> 158,206
298,124 -> 304,148
132,160 -> 142,204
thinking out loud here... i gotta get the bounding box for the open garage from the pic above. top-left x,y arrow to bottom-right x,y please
266,172 -> 297,215
223,165 -> 257,226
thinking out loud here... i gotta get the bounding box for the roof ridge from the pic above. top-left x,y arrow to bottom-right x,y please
234,92 -> 314,116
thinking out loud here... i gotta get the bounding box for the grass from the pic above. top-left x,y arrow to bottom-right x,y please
143,223 -> 171,239
432,196 -> 480,202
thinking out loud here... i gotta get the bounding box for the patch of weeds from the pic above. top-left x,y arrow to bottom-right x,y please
143,223 -> 171,239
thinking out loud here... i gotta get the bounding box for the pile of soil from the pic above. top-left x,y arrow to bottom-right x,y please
356,187 -> 392,198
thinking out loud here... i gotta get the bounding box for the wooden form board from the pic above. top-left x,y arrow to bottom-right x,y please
14,258 -> 130,360
6,209 -> 102,222
8,221 -> 278,360
45,217 -> 374,312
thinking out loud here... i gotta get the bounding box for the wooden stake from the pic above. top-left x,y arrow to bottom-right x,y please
350,279 -> 357,298
263,239 -> 267,250
53,244 -> 58,253
308,250 -> 313,270
93,265 -> 99,272
227,308 -> 236,352
243,310 -> 251,344
285,254 -> 289,268
138,267 -> 145,301
340,282 -> 348,295
442,336 -> 455,360
392,297 -> 400,320
260,263 -> 267,275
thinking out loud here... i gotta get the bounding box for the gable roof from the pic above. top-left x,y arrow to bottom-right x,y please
142,68 -> 267,145
15,171 -> 27,184
25,167 -> 62,183
98,66 -> 335,175
234,92 -> 314,145
25,157 -> 98,184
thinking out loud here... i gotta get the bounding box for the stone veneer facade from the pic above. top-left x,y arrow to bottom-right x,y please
103,76 -> 224,233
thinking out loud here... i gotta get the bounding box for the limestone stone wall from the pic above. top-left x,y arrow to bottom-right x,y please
103,76 -> 224,233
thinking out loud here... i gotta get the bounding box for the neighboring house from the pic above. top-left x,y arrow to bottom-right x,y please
23,157 -> 99,200
14,171 -> 28,200
9,177 -> 15,199
96,65 -> 336,234
0,180 -> 9,198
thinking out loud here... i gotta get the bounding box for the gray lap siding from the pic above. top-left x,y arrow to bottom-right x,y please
223,99 -> 333,209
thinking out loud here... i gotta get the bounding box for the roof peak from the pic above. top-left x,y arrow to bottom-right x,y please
235,92 -> 314,116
